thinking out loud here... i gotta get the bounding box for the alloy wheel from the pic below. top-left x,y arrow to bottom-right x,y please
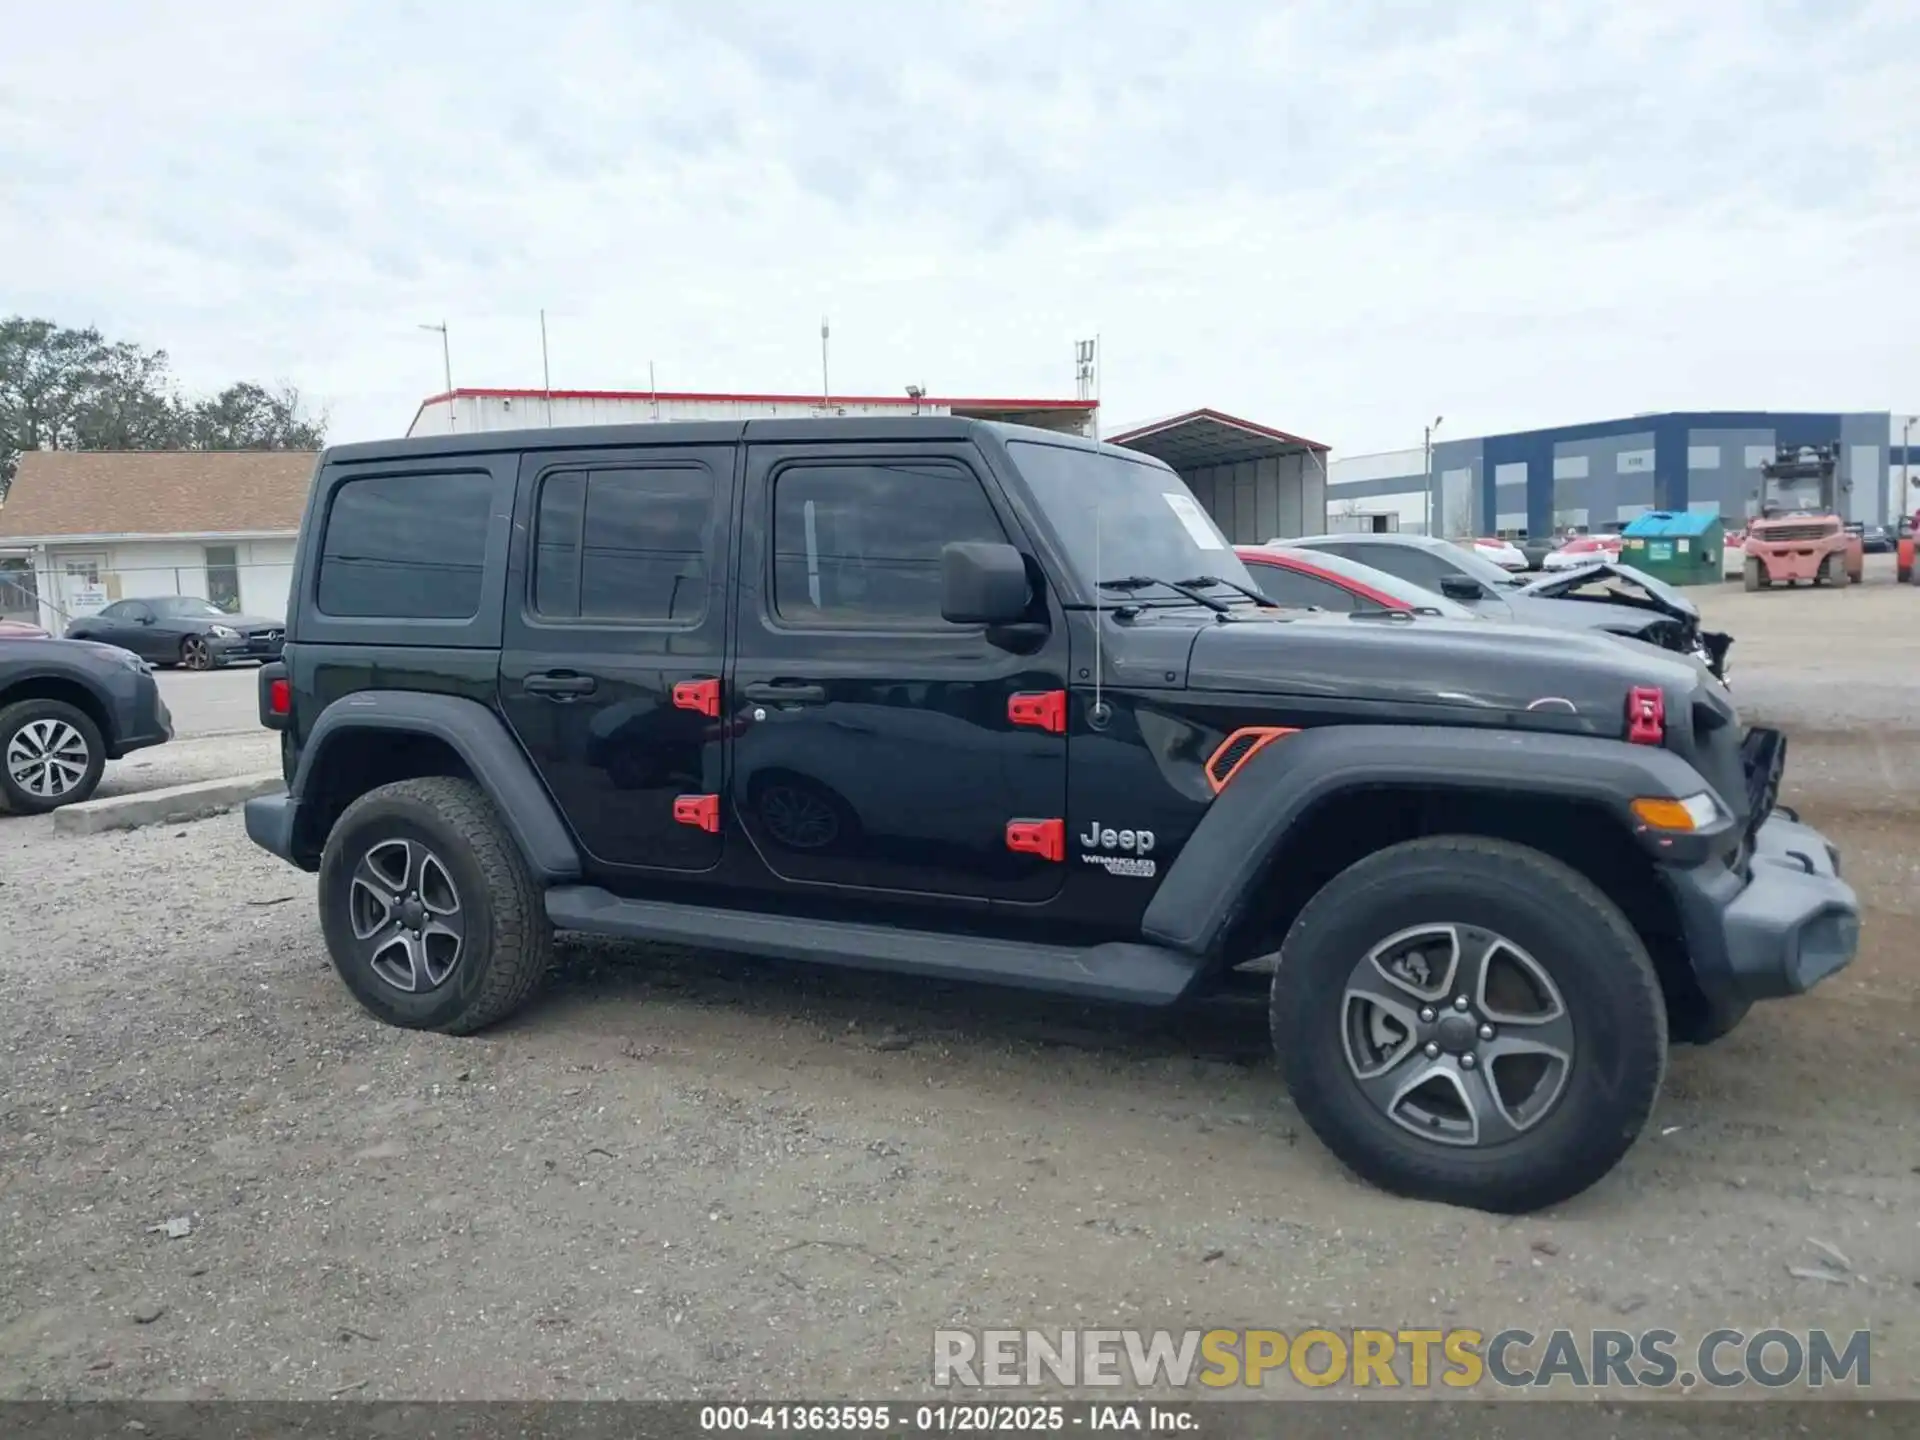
5,718 -> 90,800
1340,923 -> 1575,1148
347,837 -> 466,993
181,636 -> 211,670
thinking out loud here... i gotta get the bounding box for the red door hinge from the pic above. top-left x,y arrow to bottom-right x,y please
673,794 -> 721,833
672,678 -> 721,719
1005,818 -> 1065,862
1008,690 -> 1068,734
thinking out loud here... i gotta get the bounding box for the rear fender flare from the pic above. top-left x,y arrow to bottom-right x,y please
1141,723 -> 1714,958
295,691 -> 581,882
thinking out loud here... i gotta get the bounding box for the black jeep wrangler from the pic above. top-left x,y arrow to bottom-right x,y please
245,418 -> 1857,1212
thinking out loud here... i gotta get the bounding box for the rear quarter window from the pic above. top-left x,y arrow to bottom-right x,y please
316,471 -> 493,619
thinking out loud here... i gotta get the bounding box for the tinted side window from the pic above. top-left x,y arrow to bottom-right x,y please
1332,544 -> 1460,594
97,601 -> 130,619
318,472 -> 492,619
1244,562 -> 1357,611
533,466 -> 713,623
772,461 -> 1007,627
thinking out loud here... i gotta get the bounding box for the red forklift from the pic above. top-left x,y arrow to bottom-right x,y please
1742,444 -> 1863,591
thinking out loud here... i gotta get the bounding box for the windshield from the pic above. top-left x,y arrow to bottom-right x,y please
154,597 -> 229,618
1008,441 -> 1261,600
1442,541 -> 1529,589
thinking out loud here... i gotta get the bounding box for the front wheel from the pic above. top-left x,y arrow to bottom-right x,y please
1743,557 -> 1762,592
0,699 -> 107,813
1271,836 -> 1667,1213
179,635 -> 213,670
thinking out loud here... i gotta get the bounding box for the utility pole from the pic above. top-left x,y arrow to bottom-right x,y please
1075,337 -> 1099,441
1904,414 -> 1915,522
1423,415 -> 1444,536
420,321 -> 452,431
820,317 -> 831,405
539,310 -> 553,427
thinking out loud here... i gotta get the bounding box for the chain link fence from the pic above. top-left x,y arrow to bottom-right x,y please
1,559 -> 293,631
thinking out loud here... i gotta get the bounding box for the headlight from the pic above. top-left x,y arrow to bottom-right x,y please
209,624 -> 238,639
1630,792 -> 1721,832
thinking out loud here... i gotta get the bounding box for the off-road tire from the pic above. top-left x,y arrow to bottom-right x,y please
1825,553 -> 1850,589
318,776 -> 553,1034
0,698 -> 107,814
1271,836 -> 1668,1213
1743,557 -> 1762,592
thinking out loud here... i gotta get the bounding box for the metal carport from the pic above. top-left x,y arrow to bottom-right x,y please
1108,408 -> 1330,543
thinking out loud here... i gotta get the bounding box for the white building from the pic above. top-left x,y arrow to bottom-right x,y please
407,388 -> 1330,543
407,386 -> 1099,438
0,450 -> 317,632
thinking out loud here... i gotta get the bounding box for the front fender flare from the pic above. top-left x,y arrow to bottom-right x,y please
295,691 -> 581,882
1141,724 -> 1714,958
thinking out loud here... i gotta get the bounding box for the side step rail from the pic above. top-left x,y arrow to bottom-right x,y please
545,886 -> 1205,1006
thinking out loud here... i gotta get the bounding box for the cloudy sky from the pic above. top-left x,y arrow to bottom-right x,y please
3,0 -> 1915,453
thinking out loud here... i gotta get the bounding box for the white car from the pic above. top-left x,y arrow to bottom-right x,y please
1542,534 -> 1625,571
1467,537 -> 1529,571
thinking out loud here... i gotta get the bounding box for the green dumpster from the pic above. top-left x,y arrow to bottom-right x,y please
1619,510 -> 1725,586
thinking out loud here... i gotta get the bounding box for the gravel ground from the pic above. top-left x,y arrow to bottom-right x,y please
0,575 -> 1916,1402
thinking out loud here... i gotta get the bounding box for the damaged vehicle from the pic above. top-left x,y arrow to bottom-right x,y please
246,417 -> 1851,1215
1286,532 -> 1732,681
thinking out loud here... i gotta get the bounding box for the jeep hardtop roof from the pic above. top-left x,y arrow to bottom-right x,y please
322,416 -> 1154,467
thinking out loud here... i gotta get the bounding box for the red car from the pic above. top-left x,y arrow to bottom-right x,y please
0,618 -> 49,639
1234,544 -> 1477,617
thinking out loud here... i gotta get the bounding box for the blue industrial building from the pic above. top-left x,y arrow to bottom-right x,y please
1327,411 -> 1917,540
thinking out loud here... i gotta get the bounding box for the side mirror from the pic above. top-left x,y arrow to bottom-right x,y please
1439,574 -> 1486,601
941,541 -> 1031,625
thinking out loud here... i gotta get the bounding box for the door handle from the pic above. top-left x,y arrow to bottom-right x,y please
524,672 -> 598,699
741,681 -> 827,706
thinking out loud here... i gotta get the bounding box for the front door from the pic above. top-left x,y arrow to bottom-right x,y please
498,443 -> 736,874
728,442 -> 1070,902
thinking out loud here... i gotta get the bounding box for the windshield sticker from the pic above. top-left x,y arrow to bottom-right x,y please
1162,492 -> 1227,550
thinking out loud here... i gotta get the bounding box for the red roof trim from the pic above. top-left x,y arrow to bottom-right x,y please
409,387 -> 1096,434
1109,406 -> 1328,453
1235,546 -> 1405,611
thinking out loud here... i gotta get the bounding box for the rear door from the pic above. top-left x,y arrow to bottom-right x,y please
499,443 -> 736,875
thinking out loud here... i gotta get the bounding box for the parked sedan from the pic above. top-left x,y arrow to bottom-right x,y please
1235,545 -> 1479,618
0,618 -> 49,639
1284,532 -> 1731,680
1468,536 -> 1530,571
1542,533 -> 1625,571
65,596 -> 285,670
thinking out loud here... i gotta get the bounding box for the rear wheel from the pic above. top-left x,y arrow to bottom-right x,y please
1271,836 -> 1667,1213
0,699 -> 106,814
318,776 -> 553,1033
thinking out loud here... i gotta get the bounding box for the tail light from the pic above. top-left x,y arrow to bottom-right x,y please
1626,686 -> 1665,746
258,661 -> 291,730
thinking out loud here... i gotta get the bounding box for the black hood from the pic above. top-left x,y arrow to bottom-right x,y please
1181,609 -> 1709,737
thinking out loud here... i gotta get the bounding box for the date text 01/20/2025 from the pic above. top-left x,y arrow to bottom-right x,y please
698,1403 -> 1194,1432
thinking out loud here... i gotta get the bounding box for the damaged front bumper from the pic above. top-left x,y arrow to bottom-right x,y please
1665,807 -> 1860,1011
